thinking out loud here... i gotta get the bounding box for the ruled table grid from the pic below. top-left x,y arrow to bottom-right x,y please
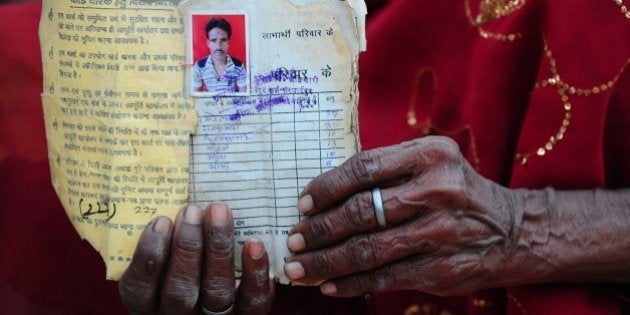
189,91 -> 349,234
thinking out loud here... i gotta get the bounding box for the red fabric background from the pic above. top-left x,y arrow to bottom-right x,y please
358,1 -> 629,314
0,2 -> 126,313
0,2 -> 361,314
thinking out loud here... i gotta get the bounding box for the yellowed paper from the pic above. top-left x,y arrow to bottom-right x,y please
40,0 -> 196,280
40,0 -> 365,282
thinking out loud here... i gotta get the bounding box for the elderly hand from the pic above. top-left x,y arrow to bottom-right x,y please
119,203 -> 274,315
284,136 -> 553,297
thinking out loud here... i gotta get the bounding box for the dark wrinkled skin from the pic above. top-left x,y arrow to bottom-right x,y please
119,203 -> 274,315
285,136 -> 630,297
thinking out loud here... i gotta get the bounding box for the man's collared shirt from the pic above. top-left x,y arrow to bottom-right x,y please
193,55 -> 247,93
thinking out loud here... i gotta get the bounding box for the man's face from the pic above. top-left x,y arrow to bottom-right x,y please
208,27 -> 230,61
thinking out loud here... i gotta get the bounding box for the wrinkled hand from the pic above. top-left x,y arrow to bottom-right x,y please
284,136 -> 544,297
119,203 -> 274,314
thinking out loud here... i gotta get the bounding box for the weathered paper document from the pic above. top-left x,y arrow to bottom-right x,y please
40,0 -> 365,283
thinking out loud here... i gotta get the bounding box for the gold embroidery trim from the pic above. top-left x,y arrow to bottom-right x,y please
406,67 -> 482,171
464,0 -> 524,42
477,0 -> 527,25
515,37 -> 630,166
403,303 -> 454,315
507,292 -> 528,315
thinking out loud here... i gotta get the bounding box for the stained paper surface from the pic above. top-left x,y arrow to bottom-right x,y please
40,0 -> 366,282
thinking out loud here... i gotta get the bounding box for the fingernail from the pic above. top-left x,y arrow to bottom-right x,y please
153,217 -> 170,235
297,195 -> 314,214
284,261 -> 305,280
249,238 -> 265,260
320,282 -> 337,295
287,233 -> 305,252
184,205 -> 202,224
210,203 -> 228,227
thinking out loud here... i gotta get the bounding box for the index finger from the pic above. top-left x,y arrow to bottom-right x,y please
200,203 -> 236,313
298,137 -> 453,215
159,205 -> 204,314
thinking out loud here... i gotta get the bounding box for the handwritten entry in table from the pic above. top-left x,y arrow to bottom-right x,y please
40,0 -> 366,283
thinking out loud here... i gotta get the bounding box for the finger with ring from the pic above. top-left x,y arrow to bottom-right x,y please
288,190 -> 387,253
200,303 -> 234,315
372,187 -> 386,228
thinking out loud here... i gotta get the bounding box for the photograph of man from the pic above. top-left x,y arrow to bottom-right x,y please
193,17 -> 247,94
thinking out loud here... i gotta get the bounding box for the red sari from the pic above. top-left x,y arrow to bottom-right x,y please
359,1 -> 630,314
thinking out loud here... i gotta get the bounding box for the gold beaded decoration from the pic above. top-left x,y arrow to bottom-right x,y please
507,292 -> 528,315
515,38 -> 630,166
464,0 -> 525,42
613,0 -> 630,19
477,0 -> 526,25
472,298 -> 492,308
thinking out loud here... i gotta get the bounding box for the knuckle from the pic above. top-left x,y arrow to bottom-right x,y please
343,277 -> 370,296
345,235 -> 379,269
175,237 -> 203,255
118,255 -> 163,311
202,282 -> 234,308
207,231 -> 233,258
406,254 -> 437,290
132,238 -> 168,274
172,244 -> 202,267
409,137 -> 448,165
343,194 -> 374,229
118,278 -> 154,312
249,293 -> 272,307
425,136 -> 462,162
161,277 -> 199,310
251,267 -> 270,287
242,262 -> 269,287
129,255 -> 159,277
143,259 -> 157,274
308,216 -> 334,246
312,253 -> 332,279
239,292 -> 273,314
346,150 -> 379,185
370,265 -> 397,291
313,181 -> 335,206
430,135 -> 459,149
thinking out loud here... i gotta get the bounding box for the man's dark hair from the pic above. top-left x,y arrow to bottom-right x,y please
204,17 -> 232,39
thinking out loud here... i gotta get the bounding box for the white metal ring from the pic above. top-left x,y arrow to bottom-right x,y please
200,303 -> 234,315
372,187 -> 386,228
